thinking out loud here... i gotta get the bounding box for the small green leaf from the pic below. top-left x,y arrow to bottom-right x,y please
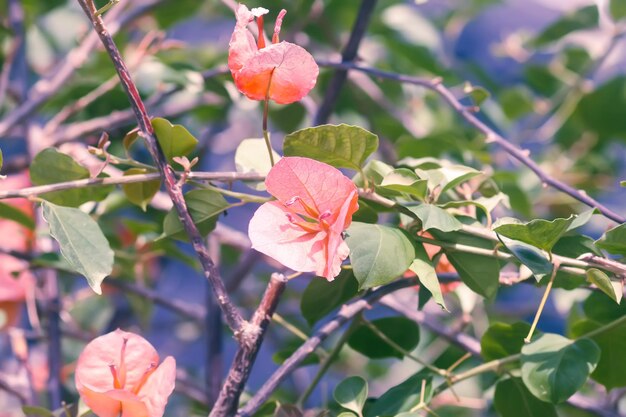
586,268 -> 622,304
345,223 -> 415,289
410,204 -> 463,232
21,406 -> 55,417
379,169 -> 428,200
152,117 -> 198,162
413,164 -> 482,200
610,0 -> 626,21
366,371 -> 432,417
301,270 -> 359,326
161,189 -> 229,241
481,322 -> 532,362
0,148 -> 3,171
498,237 -> 553,281
620,180 -> 626,187
0,201 -> 35,230
493,216 -> 575,252
284,124 -> 379,171
348,317 -> 420,359
494,377 -> 558,417
42,202 -> 114,295
410,244 -> 447,310
521,333 -> 600,404
464,82 -> 490,106
235,138 -> 280,191
531,5 -> 599,47
30,148 -> 113,207
121,168 -> 161,211
595,223 -> 626,256
440,193 -> 510,220
567,208 -> 597,231
334,376 -> 368,415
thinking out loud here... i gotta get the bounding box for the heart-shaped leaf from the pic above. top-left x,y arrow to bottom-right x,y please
152,117 -> 198,162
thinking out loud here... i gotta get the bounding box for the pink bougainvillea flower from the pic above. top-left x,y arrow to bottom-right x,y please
0,172 -> 34,330
228,4 -> 319,104
75,329 -> 176,417
248,157 -> 358,281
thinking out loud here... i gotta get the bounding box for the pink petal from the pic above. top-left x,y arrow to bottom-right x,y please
321,190 -> 359,280
265,157 -> 358,219
248,201 -> 325,273
0,255 -> 31,302
138,356 -> 176,417
106,390 -> 149,417
233,42 -> 318,104
228,5 -> 257,74
75,329 -> 159,394
77,387 -> 122,417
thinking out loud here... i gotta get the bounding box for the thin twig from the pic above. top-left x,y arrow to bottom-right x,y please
319,61 -> 625,224
75,0 -> 245,333
0,170 -> 263,199
206,234 -> 224,407
313,0 -> 378,125
210,273 -> 288,417
0,0 -> 162,137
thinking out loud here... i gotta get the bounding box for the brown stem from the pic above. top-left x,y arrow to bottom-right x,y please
75,0 -> 244,333
318,61 -> 625,224
210,273 -> 288,417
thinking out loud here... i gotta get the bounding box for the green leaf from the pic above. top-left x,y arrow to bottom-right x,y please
30,148 -> 113,207
21,406 -> 55,417
493,216 -> 575,252
348,317 -> 420,359
301,269 -> 359,326
595,223 -> 626,256
532,5 -> 599,47
440,193 -> 510,220
283,124 -> 379,171
571,309 -> 626,389
161,190 -> 229,241
521,333 -> 600,403
409,204 -> 463,232
446,250 -> 499,299
42,202 -> 114,295
0,148 -> 3,171
0,201 -> 35,230
586,268 -> 622,304
121,168 -> 161,211
410,244 -> 447,310
379,168 -> 428,200
567,208 -> 597,231
353,160 -> 394,189
621,180 -> 626,187
494,377 -> 558,417
413,164 -> 482,200
234,138 -> 280,191
481,322 -> 532,362
610,0 -> 626,21
464,82 -> 490,106
152,117 -> 198,162
334,376 -> 368,415
345,223 -> 415,289
366,371 -> 432,417
498,237 -> 553,281
429,231 -> 500,299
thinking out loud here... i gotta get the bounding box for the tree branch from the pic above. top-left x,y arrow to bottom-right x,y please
319,61 -> 625,224
210,273 -> 288,417
75,0 -> 245,334
0,0 -> 163,137
0,171 -> 264,200
313,0 -> 378,125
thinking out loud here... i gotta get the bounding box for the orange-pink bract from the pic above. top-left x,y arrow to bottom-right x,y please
75,329 -> 176,417
228,4 -> 319,104
0,172 -> 34,330
248,157 -> 358,281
